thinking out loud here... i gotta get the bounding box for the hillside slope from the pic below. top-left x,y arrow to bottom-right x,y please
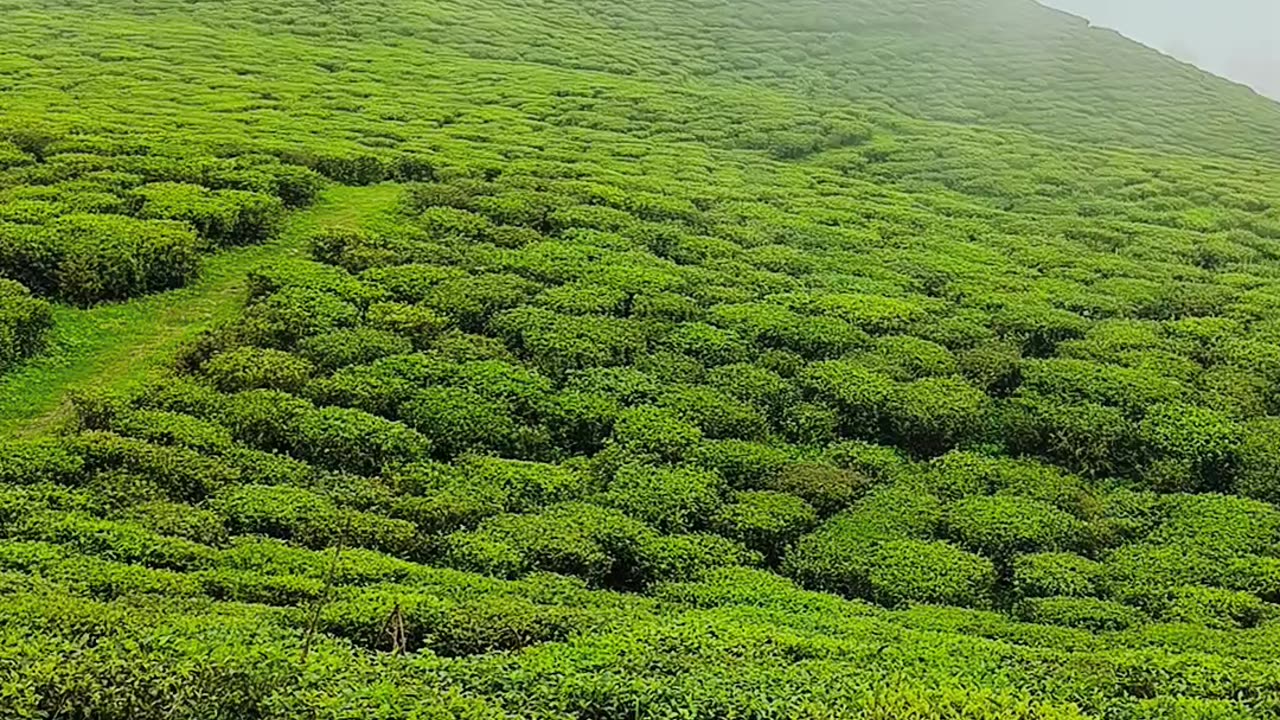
3,0 -> 1280,718
3,0 -> 1278,161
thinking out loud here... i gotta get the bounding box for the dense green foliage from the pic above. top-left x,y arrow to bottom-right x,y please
3,0 -> 1280,716
0,278 -> 50,369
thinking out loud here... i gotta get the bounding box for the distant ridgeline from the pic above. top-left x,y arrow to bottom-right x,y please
4,0 -> 1280,717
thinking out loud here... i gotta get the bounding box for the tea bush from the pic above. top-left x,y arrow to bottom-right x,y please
0,279 -> 51,369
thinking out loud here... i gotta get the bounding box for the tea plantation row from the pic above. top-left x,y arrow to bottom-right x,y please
4,164 -> 1280,714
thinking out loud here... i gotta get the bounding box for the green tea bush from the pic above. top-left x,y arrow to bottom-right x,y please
1138,403 -> 1243,492
197,567 -> 324,605
450,359 -> 554,420
359,263 -> 469,303
783,484 -> 949,601
390,487 -> 505,536
564,366 -> 662,407
135,376 -> 228,418
399,386 -> 519,458
264,163 -> 326,207
11,511 -> 216,570
200,346 -> 315,393
317,584 -> 445,649
302,356 -> 428,418
1015,596 -> 1147,632
295,150 -> 390,185
0,278 -> 51,369
212,484 -> 333,539
365,301 -> 451,349
1011,553 -> 1103,599
71,431 -> 238,502
428,331 -> 516,363
296,327 -> 415,372
461,455 -> 595,512
1220,556 -> 1280,603
220,446 -> 316,486
600,463 -> 725,533
132,182 -> 284,246
217,389 -> 315,454
711,490 -> 817,562
658,322 -> 750,366
704,362 -> 796,421
863,334 -> 958,381
687,439 -> 793,490
117,501 -> 228,546
657,385 -> 770,440
1002,395 -> 1140,478
493,306 -> 648,376
432,596 -> 586,656
946,495 -> 1089,559
888,377 -> 990,457
610,405 -> 702,462
238,286 -> 361,348
290,405 -> 431,476
822,440 -> 916,483
924,452 -> 1098,519
1150,493 -> 1280,558
445,503 -> 652,587
957,341 -> 1023,395
108,409 -> 235,454
218,390 -> 430,474
1235,418 -> 1280,505
245,257 -> 379,308
767,461 -> 870,516
425,273 -> 541,331
635,532 -> 761,584
1158,586 -> 1269,629
310,226 -> 415,272
866,539 -> 996,608
1102,545 -> 1224,603
796,359 -> 894,436
213,484 -> 418,555
1,214 -> 201,304
0,437 -> 86,485
540,389 -> 620,455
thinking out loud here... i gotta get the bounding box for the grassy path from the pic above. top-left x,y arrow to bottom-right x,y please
0,184 -> 403,438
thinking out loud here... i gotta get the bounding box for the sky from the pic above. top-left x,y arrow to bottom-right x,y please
1041,0 -> 1280,101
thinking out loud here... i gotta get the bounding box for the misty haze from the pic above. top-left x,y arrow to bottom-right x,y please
1043,0 -> 1280,101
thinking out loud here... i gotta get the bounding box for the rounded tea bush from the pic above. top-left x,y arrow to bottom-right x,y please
1015,596 -> 1147,632
687,439 -> 793,490
296,328 -> 414,372
601,464 -> 725,534
0,278 -> 51,369
768,462 -> 870,517
432,596 -> 585,657
946,495 -> 1089,558
1011,552 -> 1102,599
1159,585 -> 1268,629
201,346 -> 315,394
887,377 -> 990,457
636,532 -> 761,585
712,490 -> 818,562
865,539 -> 996,608
610,405 -> 702,462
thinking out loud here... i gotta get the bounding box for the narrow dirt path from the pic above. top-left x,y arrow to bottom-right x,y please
0,184 -> 404,437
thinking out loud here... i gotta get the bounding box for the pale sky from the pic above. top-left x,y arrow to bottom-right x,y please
1041,0 -> 1280,101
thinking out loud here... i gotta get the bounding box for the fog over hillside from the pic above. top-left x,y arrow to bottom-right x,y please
1043,0 -> 1280,101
